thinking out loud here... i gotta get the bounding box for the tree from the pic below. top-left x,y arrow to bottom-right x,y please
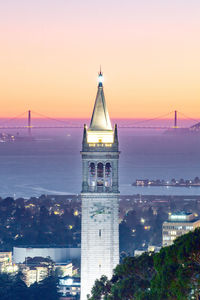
29,276 -> 59,300
89,229 -> 200,300
89,276 -> 110,300
0,273 -> 59,300
88,254 -> 154,300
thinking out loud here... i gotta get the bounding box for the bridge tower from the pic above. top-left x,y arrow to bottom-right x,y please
80,71 -> 120,300
28,110 -> 32,137
174,110 -> 178,128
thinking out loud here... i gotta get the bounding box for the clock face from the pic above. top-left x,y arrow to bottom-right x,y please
90,202 -> 111,222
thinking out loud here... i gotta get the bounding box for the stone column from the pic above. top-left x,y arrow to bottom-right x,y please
103,163 -> 105,192
112,159 -> 119,193
82,159 -> 88,192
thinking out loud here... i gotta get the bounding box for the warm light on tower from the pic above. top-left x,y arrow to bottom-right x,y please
87,131 -> 113,143
87,70 -> 113,144
98,73 -> 104,84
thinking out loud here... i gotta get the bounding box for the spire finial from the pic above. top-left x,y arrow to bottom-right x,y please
99,65 -> 102,76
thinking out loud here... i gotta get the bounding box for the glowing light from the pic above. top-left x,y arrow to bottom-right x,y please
87,131 -> 114,143
144,226 -> 151,230
69,225 -> 73,229
74,210 -> 79,216
65,278 -> 73,285
98,74 -> 104,84
140,218 -> 145,224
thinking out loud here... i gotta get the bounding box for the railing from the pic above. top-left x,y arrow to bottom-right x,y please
88,186 -> 112,193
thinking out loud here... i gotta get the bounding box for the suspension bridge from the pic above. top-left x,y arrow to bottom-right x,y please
0,110 -> 200,136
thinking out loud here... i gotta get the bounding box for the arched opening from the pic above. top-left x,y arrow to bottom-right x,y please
105,162 -> 111,177
89,162 -> 95,176
89,162 -> 96,190
97,162 -> 104,187
105,162 -> 112,189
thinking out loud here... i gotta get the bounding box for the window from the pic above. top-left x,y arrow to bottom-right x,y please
89,162 -> 96,190
186,226 -> 193,230
89,162 -> 95,176
170,231 -> 177,235
99,229 -> 101,237
97,163 -> 104,186
105,162 -> 112,188
97,163 -> 103,178
105,163 -> 111,177
163,236 -> 170,240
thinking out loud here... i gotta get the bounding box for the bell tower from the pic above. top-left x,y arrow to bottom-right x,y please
80,71 -> 120,300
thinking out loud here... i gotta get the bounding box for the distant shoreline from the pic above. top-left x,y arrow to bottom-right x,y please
132,183 -> 200,187
132,178 -> 200,188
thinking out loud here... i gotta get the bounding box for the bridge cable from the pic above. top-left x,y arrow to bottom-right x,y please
177,111 -> 200,124
122,111 -> 174,126
31,110 -> 72,125
0,111 -> 28,125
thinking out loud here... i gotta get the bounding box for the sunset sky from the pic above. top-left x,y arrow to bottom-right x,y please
0,0 -> 200,119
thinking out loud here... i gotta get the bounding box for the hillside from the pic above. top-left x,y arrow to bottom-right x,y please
89,228 -> 200,300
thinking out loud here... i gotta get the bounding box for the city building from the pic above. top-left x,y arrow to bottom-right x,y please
58,276 -> 80,299
134,245 -> 161,257
162,212 -> 200,246
22,265 -> 51,286
0,251 -> 18,273
80,71 -> 120,299
13,245 -> 80,263
21,256 -> 54,286
55,261 -> 73,277
0,251 -> 12,267
135,179 -> 149,186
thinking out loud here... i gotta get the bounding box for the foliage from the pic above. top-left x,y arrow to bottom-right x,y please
1,194 -> 200,254
0,273 -> 59,300
89,229 -> 200,300
89,253 -> 154,300
0,195 -> 81,250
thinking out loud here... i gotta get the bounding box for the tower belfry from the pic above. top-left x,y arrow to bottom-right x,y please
80,72 -> 120,299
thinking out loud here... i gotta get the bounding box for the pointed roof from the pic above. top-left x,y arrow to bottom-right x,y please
89,72 -> 112,131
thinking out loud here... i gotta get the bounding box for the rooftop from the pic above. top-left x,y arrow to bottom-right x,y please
13,245 -> 80,249
167,212 -> 198,222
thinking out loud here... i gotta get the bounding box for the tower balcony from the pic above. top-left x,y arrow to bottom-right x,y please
82,142 -> 119,153
87,130 -> 114,143
82,184 -> 119,193
88,186 -> 113,193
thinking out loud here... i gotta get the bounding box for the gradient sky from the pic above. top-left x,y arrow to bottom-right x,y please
0,0 -> 200,118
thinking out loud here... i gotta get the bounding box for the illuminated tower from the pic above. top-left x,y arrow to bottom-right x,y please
80,71 -> 120,300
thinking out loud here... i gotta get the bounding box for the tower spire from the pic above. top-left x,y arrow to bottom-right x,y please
89,70 -> 112,131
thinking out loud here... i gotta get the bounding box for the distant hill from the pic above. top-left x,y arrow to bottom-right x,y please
89,228 -> 200,300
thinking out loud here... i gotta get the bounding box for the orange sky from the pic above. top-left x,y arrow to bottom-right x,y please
0,0 -> 200,119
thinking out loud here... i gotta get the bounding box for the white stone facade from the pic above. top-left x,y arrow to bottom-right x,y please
80,73 -> 120,300
81,193 -> 119,299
